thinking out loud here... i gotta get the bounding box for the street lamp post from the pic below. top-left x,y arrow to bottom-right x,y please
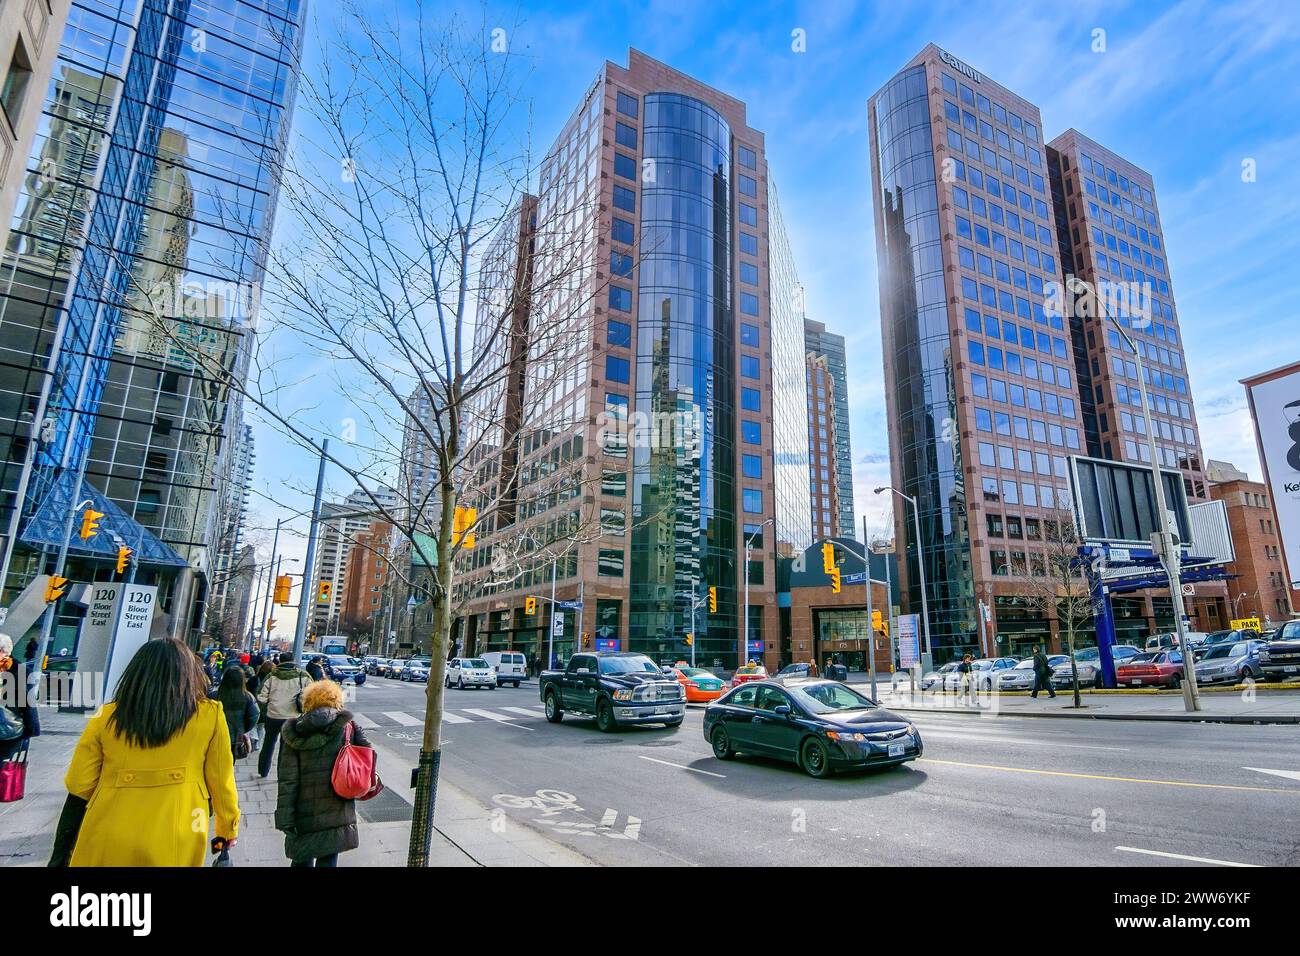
876,486 -> 932,672
1100,308 -> 1201,712
742,516 -> 775,669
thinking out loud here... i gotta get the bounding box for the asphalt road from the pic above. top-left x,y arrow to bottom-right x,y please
348,676 -> 1300,867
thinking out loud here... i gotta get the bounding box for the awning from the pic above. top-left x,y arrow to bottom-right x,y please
18,469 -> 189,567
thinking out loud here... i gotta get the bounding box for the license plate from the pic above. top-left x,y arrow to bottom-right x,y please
1131,679 -> 1143,685
888,740 -> 905,757
1286,667 -> 1298,673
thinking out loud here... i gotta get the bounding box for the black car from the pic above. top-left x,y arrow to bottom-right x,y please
703,678 -> 922,778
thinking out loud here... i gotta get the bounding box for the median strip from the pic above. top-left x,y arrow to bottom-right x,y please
637,755 -> 726,778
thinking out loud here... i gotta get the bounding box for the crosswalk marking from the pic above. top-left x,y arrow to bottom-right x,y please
441,712 -> 472,724
502,706 -> 542,718
384,711 -> 422,726
353,713 -> 379,729
462,708 -> 517,722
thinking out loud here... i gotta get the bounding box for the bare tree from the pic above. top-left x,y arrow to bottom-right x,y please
1010,511 -> 1102,707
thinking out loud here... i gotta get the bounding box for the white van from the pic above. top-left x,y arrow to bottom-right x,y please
482,651 -> 528,687
1146,631 -> 1208,652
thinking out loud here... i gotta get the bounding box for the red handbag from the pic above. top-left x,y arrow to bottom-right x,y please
0,743 -> 28,803
331,722 -> 382,800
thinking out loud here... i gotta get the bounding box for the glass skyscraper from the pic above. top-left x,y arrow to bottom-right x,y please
0,0 -> 304,637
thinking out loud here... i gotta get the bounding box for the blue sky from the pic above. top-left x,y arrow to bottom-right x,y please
252,0 -> 1300,629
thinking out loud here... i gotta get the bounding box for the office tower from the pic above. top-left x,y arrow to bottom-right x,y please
453,50 -> 810,670
870,44 -> 1218,659
0,1 -> 71,253
0,1 -> 306,641
804,318 -> 856,537
340,520 -> 394,634
806,353 -> 840,540
312,485 -> 399,634
207,420 -> 254,638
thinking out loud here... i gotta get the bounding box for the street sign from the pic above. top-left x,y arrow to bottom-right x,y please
898,614 -> 920,669
557,600 -> 584,610
552,616 -> 564,637
1181,583 -> 1196,596
1108,548 -> 1131,564
104,585 -> 157,700
1230,617 -> 1262,631
842,571 -> 866,585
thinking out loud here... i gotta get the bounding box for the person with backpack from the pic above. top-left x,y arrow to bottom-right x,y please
256,656 -> 312,778
210,665 -> 259,760
275,679 -> 373,867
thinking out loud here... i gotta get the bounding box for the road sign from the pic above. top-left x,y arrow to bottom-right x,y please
1230,617 -> 1262,631
552,616 -> 564,637
1181,583 -> 1195,596
557,600 -> 584,610
898,614 -> 920,669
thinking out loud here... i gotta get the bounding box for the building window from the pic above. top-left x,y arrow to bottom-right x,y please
613,185 -> 635,212
741,355 -> 760,379
0,39 -> 33,131
740,322 -> 760,346
616,91 -> 638,117
605,355 -> 630,383
742,454 -> 762,478
615,121 -> 637,149
741,387 -> 761,411
742,421 -> 761,444
739,293 -> 759,316
598,549 -> 625,577
739,203 -> 758,226
743,489 -> 763,513
738,144 -> 757,169
607,319 -> 631,347
608,285 -> 632,311
612,217 -> 634,244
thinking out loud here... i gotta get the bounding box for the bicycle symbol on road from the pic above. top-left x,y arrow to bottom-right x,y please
491,789 -> 640,840
493,789 -> 583,816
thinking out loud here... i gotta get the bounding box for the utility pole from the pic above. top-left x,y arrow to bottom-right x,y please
862,516 -> 878,700
546,550 -> 558,669
256,518 -> 282,652
290,439 -> 329,667
742,516 -> 774,669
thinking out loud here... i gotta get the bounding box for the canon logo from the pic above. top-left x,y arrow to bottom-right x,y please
939,49 -> 982,84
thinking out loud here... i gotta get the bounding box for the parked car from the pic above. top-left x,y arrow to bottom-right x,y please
961,657 -> 1019,691
1194,640 -> 1264,685
540,652 -> 684,731
324,654 -> 366,685
401,656 -> 432,682
997,656 -> 1067,691
730,662 -> 769,688
1195,629 -> 1259,660
1116,650 -> 1185,688
671,664 -> 726,702
1146,632 -> 1208,653
446,657 -> 496,690
1258,620 -> 1300,681
920,662 -> 959,691
776,662 -> 814,679
1051,645 -> 1142,688
703,679 -> 922,778
481,651 -> 527,687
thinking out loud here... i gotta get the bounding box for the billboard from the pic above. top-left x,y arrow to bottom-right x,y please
897,614 -> 920,669
1068,455 -> 1191,547
1245,364 -> 1300,587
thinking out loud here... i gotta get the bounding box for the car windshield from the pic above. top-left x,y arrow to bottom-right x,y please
737,665 -> 766,675
1129,653 -> 1160,664
789,682 -> 876,714
1275,621 -> 1300,641
598,655 -> 660,675
777,664 -> 807,674
1073,647 -> 1100,662
971,661 -> 994,670
464,659 -> 488,668
409,657 -> 430,666
680,668 -> 713,678
1011,659 -> 1035,670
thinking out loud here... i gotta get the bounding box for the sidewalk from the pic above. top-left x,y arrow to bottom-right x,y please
846,675 -> 1300,723
0,708 -> 592,867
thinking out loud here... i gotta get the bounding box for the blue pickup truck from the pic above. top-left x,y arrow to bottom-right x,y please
539,652 -> 685,732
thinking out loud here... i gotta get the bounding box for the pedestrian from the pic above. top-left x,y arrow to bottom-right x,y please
59,638 -> 240,866
245,655 -> 264,697
306,656 -> 325,682
807,659 -> 818,677
275,679 -> 372,867
957,653 -> 973,700
1030,645 -> 1057,699
256,655 -> 312,778
210,665 -> 260,759
0,634 -> 39,763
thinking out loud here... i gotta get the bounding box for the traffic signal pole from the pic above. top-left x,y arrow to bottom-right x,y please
290,439 -> 329,668
863,517 -> 878,700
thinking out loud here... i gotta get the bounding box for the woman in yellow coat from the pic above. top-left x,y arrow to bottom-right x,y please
63,638 -> 241,867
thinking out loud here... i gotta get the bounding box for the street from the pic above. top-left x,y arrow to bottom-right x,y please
349,678 -> 1300,867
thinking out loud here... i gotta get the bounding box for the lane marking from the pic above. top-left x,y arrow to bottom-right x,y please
918,758 -> 1300,793
1115,846 -> 1259,868
352,713 -> 379,729
917,729 -> 1130,752
462,708 -> 516,721
1243,766 -> 1300,782
440,712 -> 471,724
383,711 -> 421,726
502,706 -> 543,718
637,754 -> 726,778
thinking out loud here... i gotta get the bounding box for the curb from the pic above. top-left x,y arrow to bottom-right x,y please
883,704 -> 1300,725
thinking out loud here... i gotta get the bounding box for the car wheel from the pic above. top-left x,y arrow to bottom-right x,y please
595,699 -> 617,733
544,691 -> 564,723
457,676 -> 465,690
711,726 -> 735,759
663,718 -> 683,728
513,681 -> 520,688
489,684 -> 496,691
1094,674 -> 1105,689
1169,674 -> 1181,689
800,737 -> 833,778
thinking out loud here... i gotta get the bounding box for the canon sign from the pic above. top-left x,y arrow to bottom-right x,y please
938,49 -> 982,84
1245,364 -> 1300,588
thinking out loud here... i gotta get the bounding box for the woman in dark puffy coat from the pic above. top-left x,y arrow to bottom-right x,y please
275,679 -> 372,867
210,665 -> 259,757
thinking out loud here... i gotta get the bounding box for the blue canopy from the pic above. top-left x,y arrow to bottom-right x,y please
18,469 -> 189,568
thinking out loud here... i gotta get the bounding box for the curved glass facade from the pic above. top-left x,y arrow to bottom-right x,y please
873,66 -> 976,659
629,93 -> 736,664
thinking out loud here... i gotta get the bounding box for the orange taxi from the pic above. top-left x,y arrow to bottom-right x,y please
671,662 -> 727,702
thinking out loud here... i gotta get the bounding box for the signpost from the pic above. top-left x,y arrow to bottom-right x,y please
898,614 -> 920,670
102,585 -> 157,701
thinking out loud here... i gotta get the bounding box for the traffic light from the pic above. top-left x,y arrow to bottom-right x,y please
266,618 -> 276,632
708,586 -> 717,613
684,633 -> 693,646
44,574 -> 69,603
273,574 -> 291,604
525,596 -> 537,615
830,567 -> 842,594
451,506 -> 477,548
317,580 -> 333,604
582,632 -> 591,649
871,609 -> 883,631
115,546 -> 132,574
821,541 -> 838,574
79,507 -> 105,540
